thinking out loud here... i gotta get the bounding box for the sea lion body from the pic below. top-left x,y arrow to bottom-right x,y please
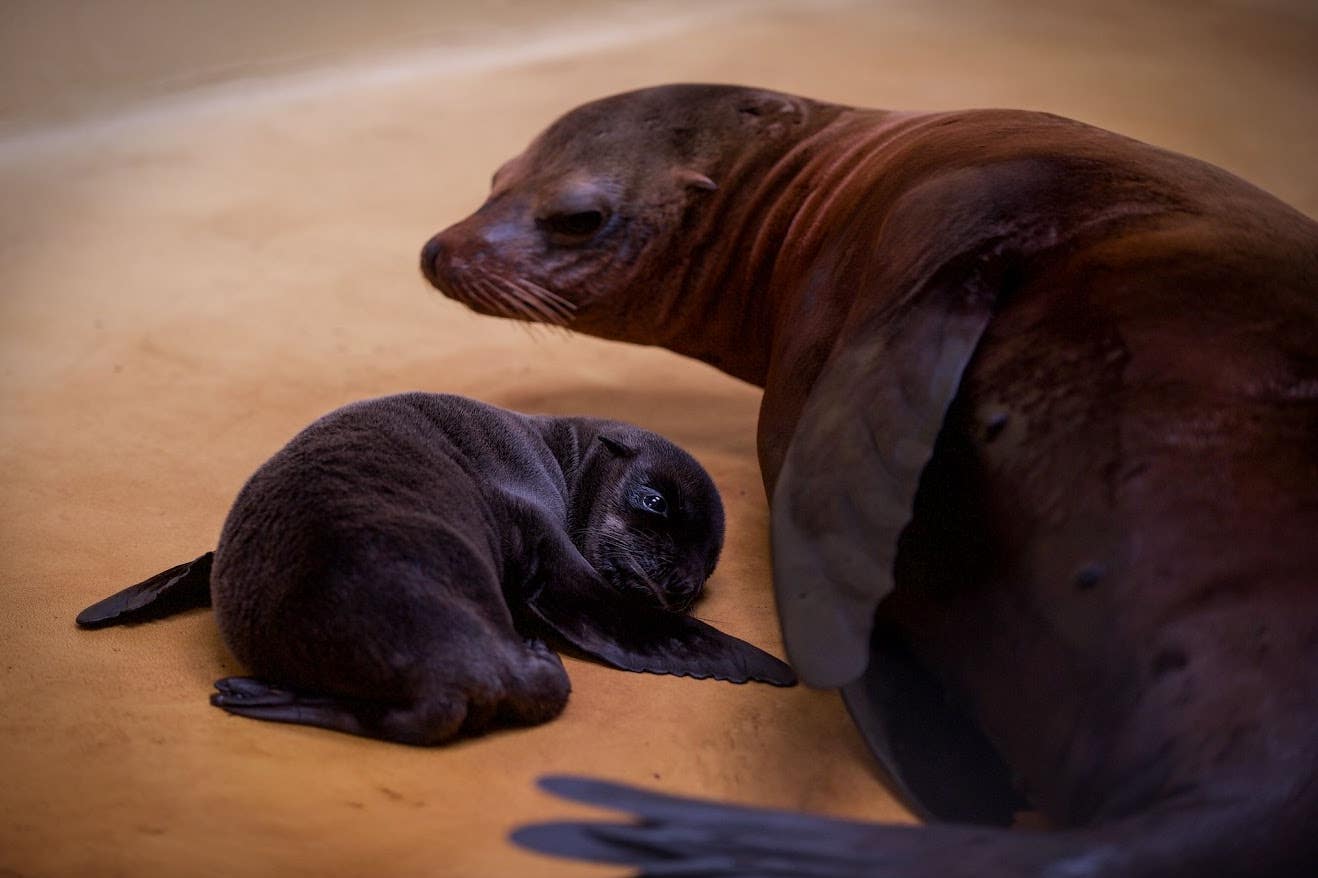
423,86 -> 1318,872
79,391 -> 795,745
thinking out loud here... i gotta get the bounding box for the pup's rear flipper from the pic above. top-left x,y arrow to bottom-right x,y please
75,552 -> 214,628
211,677 -> 469,746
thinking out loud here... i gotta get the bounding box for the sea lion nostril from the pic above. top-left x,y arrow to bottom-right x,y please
419,235 -> 446,282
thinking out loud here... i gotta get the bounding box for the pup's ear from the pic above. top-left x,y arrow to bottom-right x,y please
598,435 -> 637,458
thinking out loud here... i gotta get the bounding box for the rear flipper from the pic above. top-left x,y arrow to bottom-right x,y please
512,776 -> 1087,877
76,552 -> 214,628
212,639 -> 570,746
212,676 -> 471,746
513,775 -> 1315,878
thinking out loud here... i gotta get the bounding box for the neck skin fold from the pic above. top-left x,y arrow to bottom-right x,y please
654,108 -> 932,388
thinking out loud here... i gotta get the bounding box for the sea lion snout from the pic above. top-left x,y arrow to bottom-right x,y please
419,233 -> 446,286
420,210 -> 579,326
420,221 -> 481,293
598,557 -> 705,613
664,574 -> 706,613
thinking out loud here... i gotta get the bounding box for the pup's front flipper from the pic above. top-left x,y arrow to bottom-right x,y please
211,677 -> 471,746
76,552 -> 214,628
524,560 -> 796,686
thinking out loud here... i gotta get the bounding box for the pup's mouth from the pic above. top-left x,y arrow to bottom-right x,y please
598,561 -> 701,613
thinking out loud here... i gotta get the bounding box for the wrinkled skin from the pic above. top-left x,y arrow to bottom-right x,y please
422,85 -> 1318,876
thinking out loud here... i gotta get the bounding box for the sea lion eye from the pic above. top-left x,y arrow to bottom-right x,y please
634,489 -> 668,517
539,210 -> 605,239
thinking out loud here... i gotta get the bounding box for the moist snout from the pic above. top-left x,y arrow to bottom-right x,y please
419,233 -> 447,286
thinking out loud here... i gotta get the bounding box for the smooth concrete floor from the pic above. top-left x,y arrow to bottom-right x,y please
2,2 -> 1316,876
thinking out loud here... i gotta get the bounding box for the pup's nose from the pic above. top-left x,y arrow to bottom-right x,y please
419,234 -> 446,284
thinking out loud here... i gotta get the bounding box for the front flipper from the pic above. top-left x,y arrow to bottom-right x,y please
76,552 -> 214,628
770,281 -> 996,689
525,577 -> 796,687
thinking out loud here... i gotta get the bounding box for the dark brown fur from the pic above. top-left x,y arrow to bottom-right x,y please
78,392 -> 794,746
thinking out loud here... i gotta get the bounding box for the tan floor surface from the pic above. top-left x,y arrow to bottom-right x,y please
2,2 -> 1316,876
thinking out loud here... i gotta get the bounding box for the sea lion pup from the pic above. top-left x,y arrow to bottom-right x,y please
78,392 -> 795,745
420,86 -> 1318,874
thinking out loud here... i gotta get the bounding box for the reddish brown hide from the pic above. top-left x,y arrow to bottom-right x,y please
423,84 -> 1318,877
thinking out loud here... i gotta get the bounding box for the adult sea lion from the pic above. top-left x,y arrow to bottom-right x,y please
420,85 -> 1318,873
78,392 -> 795,745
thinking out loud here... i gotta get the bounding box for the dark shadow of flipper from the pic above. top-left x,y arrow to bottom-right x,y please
841,622 -> 1027,826
526,578 -> 796,687
76,551 -> 214,628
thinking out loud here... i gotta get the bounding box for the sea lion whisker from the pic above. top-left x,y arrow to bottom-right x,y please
495,275 -> 576,325
503,277 -> 576,326
492,279 -> 547,317
472,277 -> 543,329
513,317 -> 543,340
462,277 -> 503,314
518,278 -> 577,314
466,277 -> 504,310
488,276 -> 562,325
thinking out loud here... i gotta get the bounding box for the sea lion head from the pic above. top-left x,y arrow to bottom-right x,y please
419,84 -> 820,340
570,422 -> 725,612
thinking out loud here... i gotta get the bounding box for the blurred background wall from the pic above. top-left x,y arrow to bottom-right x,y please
4,0 -> 1316,212
0,1 -> 751,131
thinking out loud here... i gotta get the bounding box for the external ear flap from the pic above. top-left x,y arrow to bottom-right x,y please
733,91 -> 807,132
771,282 -> 995,689
526,577 -> 796,686
675,169 -> 718,191
76,552 -> 214,628
597,435 -> 637,458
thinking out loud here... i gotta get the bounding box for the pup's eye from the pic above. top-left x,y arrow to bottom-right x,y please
637,490 -> 668,517
538,210 -> 604,239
